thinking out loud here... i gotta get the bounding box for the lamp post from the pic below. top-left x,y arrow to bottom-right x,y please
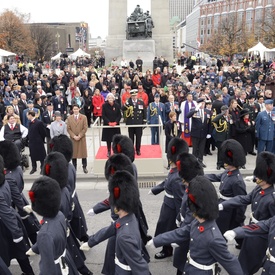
55,32 -> 60,52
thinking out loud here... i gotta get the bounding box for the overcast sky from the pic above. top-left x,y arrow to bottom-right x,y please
0,0 -> 151,39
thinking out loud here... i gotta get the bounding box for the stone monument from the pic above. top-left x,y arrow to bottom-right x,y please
105,0 -> 173,69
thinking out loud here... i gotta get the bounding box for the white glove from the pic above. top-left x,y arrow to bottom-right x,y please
171,243 -> 179,248
206,134 -> 211,139
72,202 -> 75,211
23,205 -> 33,214
148,190 -> 153,195
87,208 -> 95,216
146,239 -> 156,249
13,236 -> 23,243
218,204 -> 224,211
245,176 -> 254,182
26,248 -> 36,256
80,242 -> 90,251
176,218 -> 181,228
223,230 -> 236,242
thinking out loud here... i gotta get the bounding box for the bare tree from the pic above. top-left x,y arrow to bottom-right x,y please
29,24 -> 55,61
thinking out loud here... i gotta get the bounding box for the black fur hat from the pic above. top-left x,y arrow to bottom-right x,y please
188,175 -> 219,220
0,155 -> 5,186
29,176 -> 61,218
105,153 -> 134,181
220,139 -> 246,168
0,140 -> 21,170
42,152 -> 68,189
167,137 -> 189,164
50,134 -> 73,162
109,170 -> 139,214
254,152 -> 275,184
112,134 -> 135,162
176,152 -> 204,182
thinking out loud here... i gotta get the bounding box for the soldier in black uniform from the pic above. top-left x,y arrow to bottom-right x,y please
221,151 -> 275,275
136,57 -> 143,72
81,170 -> 150,274
122,89 -> 146,155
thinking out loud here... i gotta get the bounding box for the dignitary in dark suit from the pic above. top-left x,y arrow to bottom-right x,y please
27,111 -> 46,174
147,93 -> 166,145
164,94 -> 181,121
67,104 -> 88,173
81,170 -> 150,274
22,100 -> 40,128
41,101 -> 55,153
52,87 -> 67,120
101,93 -> 121,157
187,98 -> 211,167
255,99 -> 274,154
122,89 -> 147,155
18,93 -> 28,122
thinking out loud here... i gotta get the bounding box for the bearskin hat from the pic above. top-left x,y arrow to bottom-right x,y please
254,152 -> 275,184
188,175 -> 219,220
167,137 -> 189,164
220,139 -> 246,168
105,153 -> 134,181
42,152 -> 68,189
0,155 -> 5,186
112,134 -> 135,162
29,176 -> 61,218
0,140 -> 21,170
176,153 -> 204,182
50,134 -> 73,163
109,170 -> 139,214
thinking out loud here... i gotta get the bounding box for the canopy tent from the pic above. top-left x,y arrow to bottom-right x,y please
247,42 -> 269,61
265,48 -> 275,61
51,52 -> 63,60
0,49 -> 16,63
69,48 -> 90,60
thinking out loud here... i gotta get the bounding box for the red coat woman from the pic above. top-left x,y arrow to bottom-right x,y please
152,69 -> 161,87
92,89 -> 104,124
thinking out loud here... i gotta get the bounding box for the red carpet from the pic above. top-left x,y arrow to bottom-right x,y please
95,145 -> 162,159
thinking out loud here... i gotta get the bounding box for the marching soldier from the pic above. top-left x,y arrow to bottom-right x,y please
122,89 -> 147,156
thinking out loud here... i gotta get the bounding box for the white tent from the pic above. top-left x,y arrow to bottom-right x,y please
69,48 -> 90,60
265,48 -> 275,61
0,48 -> 16,63
247,42 -> 269,61
51,52 -> 63,60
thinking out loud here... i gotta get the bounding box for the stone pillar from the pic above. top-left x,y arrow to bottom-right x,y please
151,0 -> 173,63
105,0 -> 127,66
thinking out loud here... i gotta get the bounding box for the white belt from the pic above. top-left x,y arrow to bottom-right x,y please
250,212 -> 259,224
115,256 -> 131,271
54,249 -> 66,264
71,189 -> 76,198
165,191 -> 174,199
218,192 -> 233,201
267,249 -> 275,263
180,213 -> 184,222
187,252 -> 216,272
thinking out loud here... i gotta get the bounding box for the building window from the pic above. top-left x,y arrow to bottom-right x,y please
246,11 -> 253,22
255,8 -> 263,20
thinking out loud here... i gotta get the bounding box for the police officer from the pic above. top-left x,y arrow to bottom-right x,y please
122,89 -> 146,155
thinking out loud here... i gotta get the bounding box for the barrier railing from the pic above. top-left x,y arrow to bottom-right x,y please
91,116 -> 164,159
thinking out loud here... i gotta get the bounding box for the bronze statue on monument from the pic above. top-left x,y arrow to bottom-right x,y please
126,5 -> 154,40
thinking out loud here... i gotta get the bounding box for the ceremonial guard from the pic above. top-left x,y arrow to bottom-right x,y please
147,175 -> 243,275
51,134 -> 89,242
122,89 -> 147,155
147,93 -> 166,145
173,152 -> 204,275
81,170 -> 150,275
149,137 -> 188,259
42,152 -> 92,275
25,176 -> 78,275
187,98 -> 211,168
0,155 -> 35,275
220,151 -> 275,275
0,140 -> 40,245
205,139 -> 247,246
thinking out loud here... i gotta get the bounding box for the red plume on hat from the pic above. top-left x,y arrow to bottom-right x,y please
254,152 -> 275,184
167,137 -> 189,164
